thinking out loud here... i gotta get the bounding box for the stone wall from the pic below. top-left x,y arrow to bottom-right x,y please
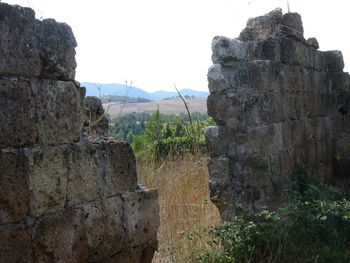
0,3 -> 159,262
206,8 -> 350,219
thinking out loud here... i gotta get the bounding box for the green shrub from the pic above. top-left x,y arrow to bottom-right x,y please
197,172 -> 350,263
131,110 -> 214,159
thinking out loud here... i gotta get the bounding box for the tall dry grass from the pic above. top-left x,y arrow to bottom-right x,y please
137,154 -> 220,262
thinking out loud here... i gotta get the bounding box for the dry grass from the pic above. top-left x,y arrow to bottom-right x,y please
137,154 -> 220,263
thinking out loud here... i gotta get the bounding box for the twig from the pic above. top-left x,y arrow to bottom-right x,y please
174,84 -> 197,150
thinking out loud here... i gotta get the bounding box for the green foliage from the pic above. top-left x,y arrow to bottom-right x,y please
197,172 -> 350,263
131,110 -> 214,159
110,112 -> 151,143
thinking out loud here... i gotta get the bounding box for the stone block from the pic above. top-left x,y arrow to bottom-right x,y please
0,223 -> 33,262
208,157 -> 230,189
325,50 -> 344,72
122,189 -> 159,248
211,36 -> 248,63
307,37 -> 319,49
84,96 -> 109,136
245,60 -> 280,92
247,38 -> 281,62
258,91 -> 284,124
280,37 -> 309,67
33,79 -> 84,145
330,72 -> 350,93
207,94 -> 227,125
33,209 -> 88,262
0,148 -> 30,224
0,78 -> 38,147
66,142 -> 105,206
207,64 -> 231,93
310,49 -> 327,71
0,3 -> 41,77
239,8 -> 283,42
0,3 -> 77,80
244,123 -> 283,157
1,145 -> 70,219
281,12 -> 304,40
205,125 -> 227,157
0,78 -> 84,147
26,145 -> 69,217
80,197 -> 124,261
67,141 -> 138,205
104,142 -> 138,196
37,18 -> 77,80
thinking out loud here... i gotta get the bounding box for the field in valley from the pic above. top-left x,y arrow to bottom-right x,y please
103,97 -> 207,118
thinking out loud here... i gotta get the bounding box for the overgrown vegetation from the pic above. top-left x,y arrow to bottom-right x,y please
111,104 -> 220,262
110,111 -> 214,158
197,169 -> 350,263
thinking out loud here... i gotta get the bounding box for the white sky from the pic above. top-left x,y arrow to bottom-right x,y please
2,0 -> 350,92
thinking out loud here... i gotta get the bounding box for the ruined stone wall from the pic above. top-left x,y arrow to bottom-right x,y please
206,8 -> 350,219
0,3 -> 159,262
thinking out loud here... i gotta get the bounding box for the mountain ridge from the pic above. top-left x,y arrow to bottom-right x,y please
81,82 -> 209,100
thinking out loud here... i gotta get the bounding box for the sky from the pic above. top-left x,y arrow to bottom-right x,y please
2,0 -> 350,92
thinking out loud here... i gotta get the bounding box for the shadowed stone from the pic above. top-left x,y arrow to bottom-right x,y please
207,8 -> 350,218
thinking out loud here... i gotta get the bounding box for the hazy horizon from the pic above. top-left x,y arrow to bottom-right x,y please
2,0 -> 350,92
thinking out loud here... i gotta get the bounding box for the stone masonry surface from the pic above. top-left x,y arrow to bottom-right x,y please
206,8 -> 350,220
0,3 -> 159,262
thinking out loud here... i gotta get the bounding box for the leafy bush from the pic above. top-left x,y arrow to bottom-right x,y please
131,110 -> 214,159
197,172 -> 350,263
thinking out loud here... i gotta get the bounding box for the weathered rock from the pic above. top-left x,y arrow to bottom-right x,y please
281,12 -> 304,40
0,3 -> 159,262
84,96 -> 109,136
0,77 -> 84,147
207,8 -> 350,218
122,189 -> 159,249
37,18 -> 77,80
307,37 -> 319,49
85,96 -> 105,122
212,36 -> 248,63
207,64 -> 231,93
66,142 -> 105,206
0,78 -> 38,147
80,197 -> 124,261
0,149 -> 29,224
0,3 -> 41,77
27,145 -> 69,217
104,141 -> 138,196
205,125 -> 227,156
325,50 -> 345,72
0,2 -> 76,79
239,8 -> 283,42
34,79 -> 84,145
0,224 -> 34,262
33,209 -> 89,262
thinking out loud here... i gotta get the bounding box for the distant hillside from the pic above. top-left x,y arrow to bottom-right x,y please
81,82 -> 209,100
104,97 -> 207,118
